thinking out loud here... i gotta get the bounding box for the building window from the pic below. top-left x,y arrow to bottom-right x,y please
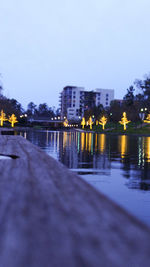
106,102 -> 108,105
73,96 -> 76,99
73,104 -> 75,107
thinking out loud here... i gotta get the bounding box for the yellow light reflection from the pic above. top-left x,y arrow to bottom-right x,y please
24,132 -> 27,139
57,132 -> 59,151
86,133 -> 88,151
119,135 -> 127,158
63,132 -> 67,149
81,132 -> 85,151
144,137 -> 150,162
95,134 -> 98,151
46,130 -> 48,145
98,134 -> 106,153
88,133 -> 92,152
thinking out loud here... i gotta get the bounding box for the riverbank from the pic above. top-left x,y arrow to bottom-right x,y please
75,122 -> 150,136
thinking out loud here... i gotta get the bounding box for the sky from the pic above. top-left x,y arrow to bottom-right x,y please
0,0 -> 150,109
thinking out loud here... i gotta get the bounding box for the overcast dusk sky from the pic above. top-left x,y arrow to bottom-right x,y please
0,0 -> 150,109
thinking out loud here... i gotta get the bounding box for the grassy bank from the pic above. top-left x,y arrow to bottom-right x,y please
82,122 -> 150,135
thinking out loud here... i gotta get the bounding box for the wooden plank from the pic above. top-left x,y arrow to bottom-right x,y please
0,135 -> 149,267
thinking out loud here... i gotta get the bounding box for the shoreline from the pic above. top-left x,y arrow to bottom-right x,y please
74,128 -> 150,137
1,126 -> 150,137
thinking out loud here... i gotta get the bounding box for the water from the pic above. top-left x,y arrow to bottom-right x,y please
20,130 -> 150,226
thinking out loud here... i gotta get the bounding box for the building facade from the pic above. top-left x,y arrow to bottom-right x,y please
60,86 -> 114,120
95,88 -> 114,107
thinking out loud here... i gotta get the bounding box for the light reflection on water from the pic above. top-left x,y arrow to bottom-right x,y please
21,130 -> 150,225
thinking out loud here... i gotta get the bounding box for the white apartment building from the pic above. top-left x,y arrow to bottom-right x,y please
60,86 -> 114,120
95,89 -> 114,107
60,86 -> 85,121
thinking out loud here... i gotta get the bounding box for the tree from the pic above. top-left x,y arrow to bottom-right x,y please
144,114 -> 150,123
9,114 -> 18,127
9,99 -> 24,114
99,116 -> 107,130
124,86 -> 135,106
134,74 -> 150,103
88,116 -> 93,130
81,117 -> 86,129
119,112 -> 131,130
0,97 -> 23,117
109,100 -> 123,122
0,110 -> 7,126
63,119 -> 68,127
27,102 -> 37,116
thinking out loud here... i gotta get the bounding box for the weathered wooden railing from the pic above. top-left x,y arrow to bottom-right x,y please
0,135 -> 150,267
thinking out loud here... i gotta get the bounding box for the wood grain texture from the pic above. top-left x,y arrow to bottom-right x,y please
0,135 -> 149,267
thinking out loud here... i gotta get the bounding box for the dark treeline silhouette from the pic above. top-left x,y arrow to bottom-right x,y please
0,72 -> 150,123
0,95 -> 23,117
0,93 -> 60,120
26,102 -> 60,118
109,73 -> 150,122
86,73 -> 150,122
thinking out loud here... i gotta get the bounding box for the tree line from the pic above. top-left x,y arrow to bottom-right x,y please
85,73 -> 150,122
0,72 -> 150,122
0,94 -> 60,120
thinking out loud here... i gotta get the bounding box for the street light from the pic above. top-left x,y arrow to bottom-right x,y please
139,108 -> 147,120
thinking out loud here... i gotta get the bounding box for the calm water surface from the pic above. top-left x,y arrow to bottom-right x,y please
21,130 -> 150,226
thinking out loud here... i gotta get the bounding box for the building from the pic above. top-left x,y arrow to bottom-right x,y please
60,86 -> 114,120
95,88 -> 114,107
60,86 -> 85,120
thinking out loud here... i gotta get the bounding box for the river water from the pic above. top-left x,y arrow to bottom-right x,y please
20,130 -> 150,226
